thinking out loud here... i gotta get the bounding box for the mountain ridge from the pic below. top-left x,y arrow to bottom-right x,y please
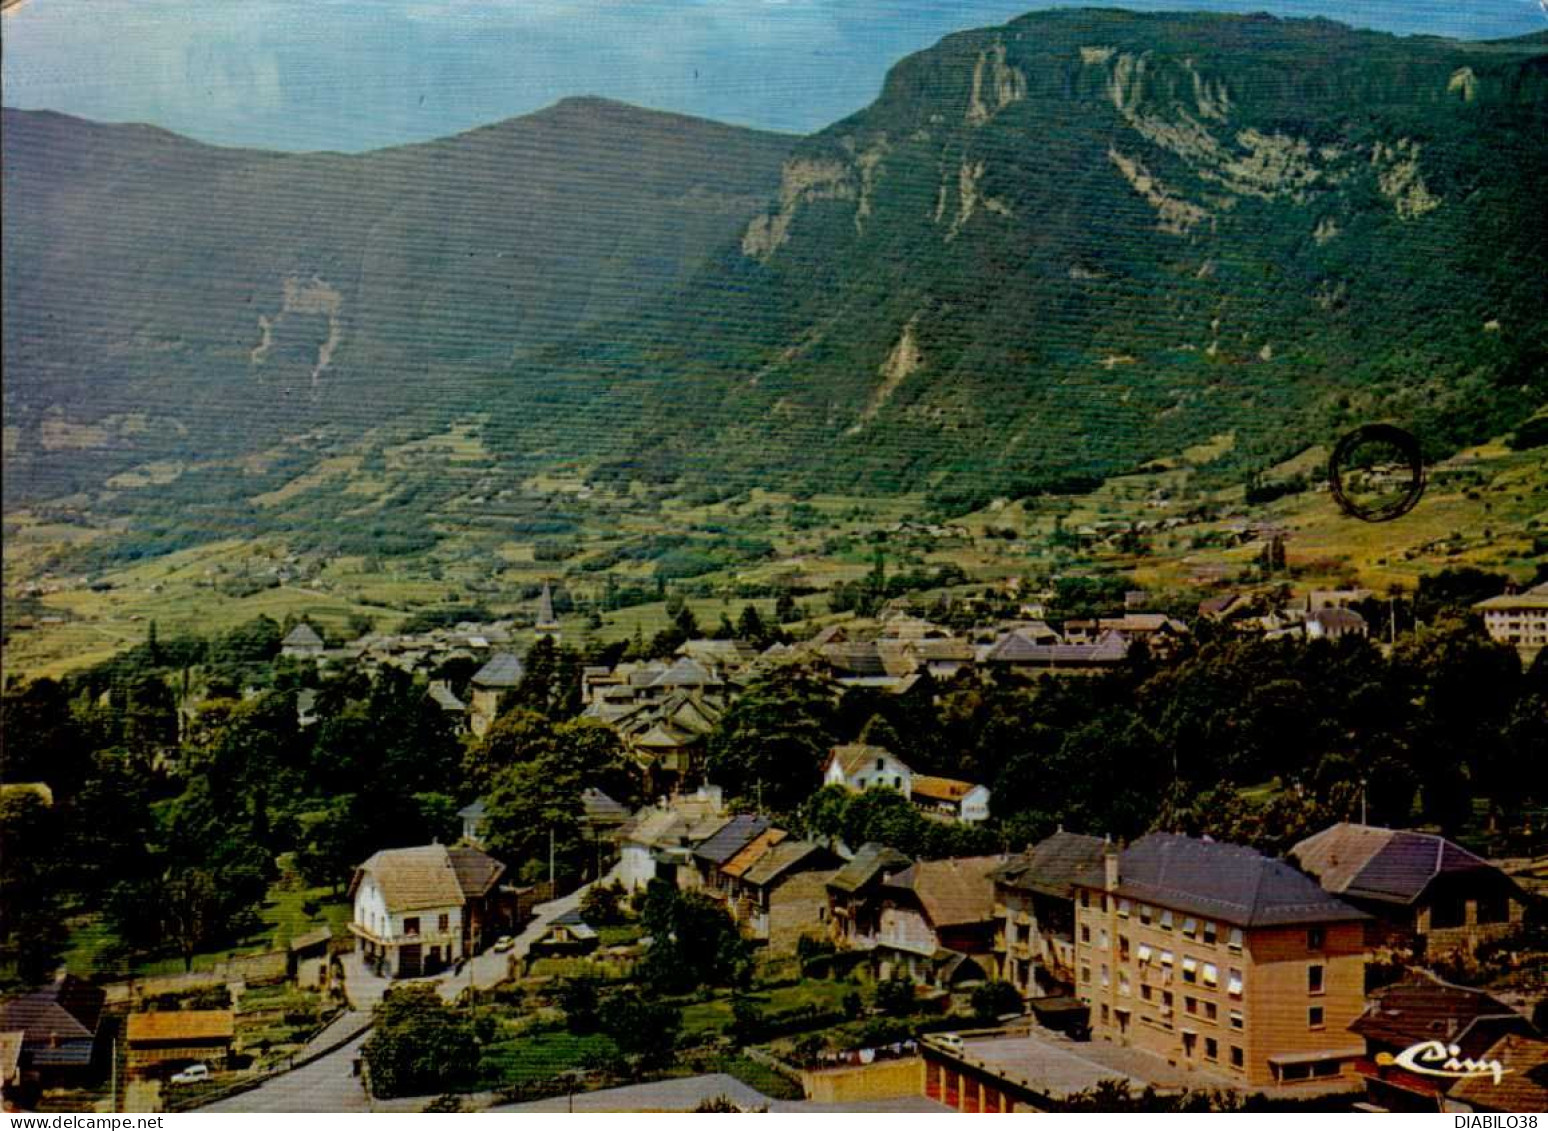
4,10 -> 1545,516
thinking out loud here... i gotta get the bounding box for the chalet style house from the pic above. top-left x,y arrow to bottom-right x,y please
873,856 -> 1007,986
349,843 -> 505,977
1072,834 -> 1371,1090
1290,823 -> 1529,956
822,744 -> 991,824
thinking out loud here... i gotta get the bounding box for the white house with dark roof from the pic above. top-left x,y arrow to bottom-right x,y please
348,843 -> 505,977
824,743 -> 913,795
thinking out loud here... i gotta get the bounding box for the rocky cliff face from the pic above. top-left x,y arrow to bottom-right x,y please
607,10 -> 1546,498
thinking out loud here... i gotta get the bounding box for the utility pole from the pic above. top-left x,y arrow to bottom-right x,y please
549,826 -> 556,896
1360,778 -> 1368,825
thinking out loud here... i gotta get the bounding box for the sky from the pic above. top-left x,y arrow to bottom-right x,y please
3,0 -> 1545,151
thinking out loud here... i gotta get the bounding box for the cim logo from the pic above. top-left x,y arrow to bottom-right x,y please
1377,1040 -> 1511,1085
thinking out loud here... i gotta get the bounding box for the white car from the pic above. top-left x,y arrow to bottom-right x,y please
492,936 -> 515,953
169,1063 -> 211,1085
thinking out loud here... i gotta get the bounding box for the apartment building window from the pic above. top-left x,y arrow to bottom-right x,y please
1081,890 -> 1090,909
1160,909 -> 1174,932
1082,965 -> 1091,984
1081,925 -> 1091,944
1137,943 -> 1152,966
1161,991 -> 1174,1014
1101,1004 -> 1110,1025
1119,971 -> 1131,997
1160,949 -> 1174,968
1230,1046 -> 1244,1069
1307,926 -> 1324,950
1202,962 -> 1218,988
404,916 -> 420,936
1141,985 -> 1153,1002
1203,920 -> 1217,945
1309,1006 -> 1324,1029
1118,898 -> 1131,918
1101,965 -> 1110,988
1099,928 -> 1109,951
1119,935 -> 1131,961
1205,1037 -> 1219,1061
1227,967 -> 1244,997
1182,917 -> 1197,940
1229,1010 -> 1244,1030
1228,927 -> 1243,952
1204,1002 -> 1218,1022
1308,964 -> 1324,995
1184,996 -> 1198,1015
1139,903 -> 1153,925
438,913 -> 450,933
1182,956 -> 1198,983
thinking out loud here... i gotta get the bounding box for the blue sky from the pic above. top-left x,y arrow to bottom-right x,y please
3,0 -> 1544,151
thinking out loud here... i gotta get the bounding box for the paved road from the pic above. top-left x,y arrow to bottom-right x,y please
202,1033 -> 376,1113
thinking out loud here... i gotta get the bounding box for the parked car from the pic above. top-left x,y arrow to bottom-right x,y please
492,936 -> 515,952
170,1063 -> 211,1085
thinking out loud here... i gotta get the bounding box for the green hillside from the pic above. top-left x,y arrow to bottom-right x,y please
556,10 -> 1547,504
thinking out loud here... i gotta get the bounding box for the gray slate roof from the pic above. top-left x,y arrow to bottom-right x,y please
828,843 -> 913,894
1074,833 -> 1369,929
693,813 -> 773,866
1290,823 -> 1519,907
472,652 -> 525,687
992,830 -> 1109,899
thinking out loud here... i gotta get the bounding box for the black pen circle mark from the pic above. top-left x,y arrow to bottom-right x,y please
1328,424 -> 1426,523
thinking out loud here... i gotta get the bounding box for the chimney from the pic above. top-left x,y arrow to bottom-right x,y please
1104,835 -> 1120,893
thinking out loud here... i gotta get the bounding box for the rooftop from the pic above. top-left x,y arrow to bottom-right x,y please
350,843 -> 505,913
126,1010 -> 236,1044
1076,833 -> 1368,928
1290,823 -> 1518,907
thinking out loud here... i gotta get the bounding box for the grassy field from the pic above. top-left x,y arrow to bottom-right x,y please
61,883 -> 350,980
6,414 -> 1543,681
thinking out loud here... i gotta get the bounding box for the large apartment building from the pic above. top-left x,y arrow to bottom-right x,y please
1071,834 -> 1370,1091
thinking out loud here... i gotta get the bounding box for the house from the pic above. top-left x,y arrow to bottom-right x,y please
458,799 -> 488,848
981,629 -> 1129,675
1063,614 -> 1189,652
1350,970 -> 1536,1113
823,743 -> 913,796
427,681 -> 467,730
1308,589 -> 1373,612
874,857 -> 1007,987
1449,1035 -> 1548,1114
348,843 -> 506,977
1072,834 -> 1370,1091
281,622 -> 325,658
616,788 -> 727,890
991,830 -> 1108,999
827,843 -> 913,950
579,788 -> 632,867
468,652 -> 525,737
818,641 -> 920,692
910,776 -> 991,824
288,925 -> 333,989
0,976 -> 105,1085
528,908 -> 599,959
125,1010 -> 235,1077
1305,607 -> 1368,640
722,837 -> 842,953
1474,582 -> 1548,658
1289,823 -> 1529,956
690,813 -> 772,896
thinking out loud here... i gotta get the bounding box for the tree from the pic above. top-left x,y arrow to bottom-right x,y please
558,978 -> 600,1034
580,881 -> 627,927
363,985 -> 481,1098
874,973 -> 917,1017
0,790 -> 68,984
705,665 -> 838,811
775,590 -> 799,624
637,882 -> 752,993
970,980 -> 1023,1023
599,989 -> 681,1068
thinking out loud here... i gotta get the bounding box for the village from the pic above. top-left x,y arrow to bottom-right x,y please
3,567 -> 1545,1115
